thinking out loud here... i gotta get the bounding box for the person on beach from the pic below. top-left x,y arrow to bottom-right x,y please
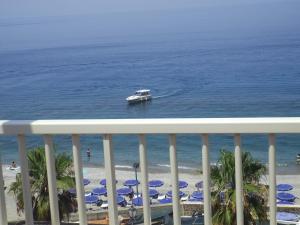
11,161 -> 17,168
86,148 -> 91,160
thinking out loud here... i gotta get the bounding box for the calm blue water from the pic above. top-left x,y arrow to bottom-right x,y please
1,32 -> 300,173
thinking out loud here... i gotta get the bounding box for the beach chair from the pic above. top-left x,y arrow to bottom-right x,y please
100,202 -> 108,209
181,195 -> 189,201
157,194 -> 166,200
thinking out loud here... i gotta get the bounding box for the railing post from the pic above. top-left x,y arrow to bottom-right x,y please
234,134 -> 244,225
202,134 -> 212,225
0,152 -> 7,225
269,134 -> 276,225
72,134 -> 87,225
139,134 -> 151,225
17,135 -> 34,225
169,134 -> 181,225
103,134 -> 118,225
44,135 -> 60,225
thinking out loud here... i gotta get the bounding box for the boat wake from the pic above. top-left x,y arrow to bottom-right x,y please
152,89 -> 182,100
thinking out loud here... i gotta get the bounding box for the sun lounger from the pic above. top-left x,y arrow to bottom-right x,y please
181,195 -> 189,201
157,194 -> 166,200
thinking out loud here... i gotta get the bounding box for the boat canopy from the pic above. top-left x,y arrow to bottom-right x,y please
135,89 -> 150,95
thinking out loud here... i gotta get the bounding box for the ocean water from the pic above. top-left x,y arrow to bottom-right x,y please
1,32 -> 300,173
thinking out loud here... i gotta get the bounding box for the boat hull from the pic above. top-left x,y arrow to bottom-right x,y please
127,96 -> 152,104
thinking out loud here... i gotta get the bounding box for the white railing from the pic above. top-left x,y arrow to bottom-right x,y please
0,118 -> 300,225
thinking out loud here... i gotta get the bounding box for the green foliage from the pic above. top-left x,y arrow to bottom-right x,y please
9,147 -> 75,221
211,150 -> 268,225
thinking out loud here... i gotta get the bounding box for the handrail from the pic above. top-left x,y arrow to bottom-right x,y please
1,117 -> 300,134
0,117 -> 297,225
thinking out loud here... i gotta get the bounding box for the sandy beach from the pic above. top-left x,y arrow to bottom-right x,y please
3,165 -> 300,222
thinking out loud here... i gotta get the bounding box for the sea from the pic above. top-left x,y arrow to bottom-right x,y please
1,25 -> 300,174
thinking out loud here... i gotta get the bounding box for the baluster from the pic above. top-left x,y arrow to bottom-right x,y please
234,134 -> 244,225
72,134 -> 87,225
17,135 -> 34,225
44,135 -> 60,225
202,134 -> 212,225
269,134 -> 276,225
169,134 -> 181,225
0,152 -> 7,225
103,134 -> 118,225
139,134 -> 151,225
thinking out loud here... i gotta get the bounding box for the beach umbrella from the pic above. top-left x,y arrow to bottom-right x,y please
148,180 -> 164,188
83,178 -> 91,186
277,192 -> 296,201
85,195 -> 99,204
178,180 -> 188,189
191,191 -> 204,200
117,196 -> 126,206
68,188 -> 77,195
92,187 -> 107,196
132,197 -> 143,206
277,183 -> 293,191
195,181 -> 203,189
99,179 -> 118,186
124,179 -> 140,187
117,187 -> 134,196
277,200 -> 295,205
149,189 -> 159,198
166,190 -> 185,198
159,198 -> 172,204
277,212 -> 299,221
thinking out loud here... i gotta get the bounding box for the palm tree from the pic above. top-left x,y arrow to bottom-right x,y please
211,150 -> 268,225
9,147 -> 76,221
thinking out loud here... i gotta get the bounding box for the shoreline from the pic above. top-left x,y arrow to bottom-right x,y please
82,162 -> 300,175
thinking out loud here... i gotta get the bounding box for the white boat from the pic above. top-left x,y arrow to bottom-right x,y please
126,89 -> 152,104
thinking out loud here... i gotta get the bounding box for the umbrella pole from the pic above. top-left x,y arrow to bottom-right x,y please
133,162 -> 140,197
135,167 -> 139,196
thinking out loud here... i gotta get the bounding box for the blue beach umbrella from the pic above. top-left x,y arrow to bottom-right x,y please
68,188 -> 77,195
178,180 -> 188,189
85,195 -> 99,204
83,178 -> 91,186
148,180 -> 164,188
124,179 -> 140,187
191,191 -> 204,200
99,179 -> 118,186
277,184 -> 293,191
277,192 -> 296,201
92,187 -> 107,196
132,197 -> 143,206
277,200 -> 295,205
117,187 -> 134,196
166,190 -> 185,198
149,189 -> 159,198
159,198 -> 172,204
277,212 -> 299,221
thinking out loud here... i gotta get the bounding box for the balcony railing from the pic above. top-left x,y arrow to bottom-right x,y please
1,118 -> 300,225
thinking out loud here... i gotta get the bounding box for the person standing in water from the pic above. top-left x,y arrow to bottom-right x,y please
86,148 -> 91,161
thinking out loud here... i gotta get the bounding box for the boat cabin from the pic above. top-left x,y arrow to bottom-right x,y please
135,89 -> 150,96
